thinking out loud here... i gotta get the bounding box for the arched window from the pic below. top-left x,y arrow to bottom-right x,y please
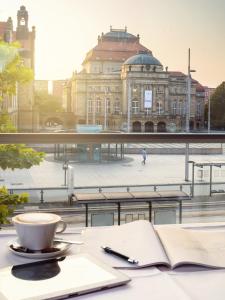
145,122 -> 154,132
157,122 -> 166,132
132,121 -> 141,132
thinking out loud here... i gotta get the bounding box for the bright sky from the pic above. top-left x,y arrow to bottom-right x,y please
1,0 -> 225,87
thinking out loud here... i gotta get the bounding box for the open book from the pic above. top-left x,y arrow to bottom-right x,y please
81,220 -> 225,269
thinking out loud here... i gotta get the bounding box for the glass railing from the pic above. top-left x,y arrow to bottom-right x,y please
1,133 -> 225,227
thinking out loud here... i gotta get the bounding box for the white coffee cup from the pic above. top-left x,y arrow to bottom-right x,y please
12,212 -> 67,250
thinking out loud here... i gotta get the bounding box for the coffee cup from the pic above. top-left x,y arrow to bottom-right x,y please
12,212 -> 67,251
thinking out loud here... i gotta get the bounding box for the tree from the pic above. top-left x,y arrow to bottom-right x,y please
0,41 -> 33,100
211,82 -> 225,129
0,42 -> 44,170
0,144 -> 45,170
0,42 -> 44,223
0,186 -> 28,225
0,112 -> 16,132
34,91 -> 64,113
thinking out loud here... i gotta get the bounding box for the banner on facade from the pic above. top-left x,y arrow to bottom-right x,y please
144,90 -> 152,108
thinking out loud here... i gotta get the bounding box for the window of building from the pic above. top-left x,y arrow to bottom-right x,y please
107,99 -> 111,113
145,108 -> 151,115
96,98 -> 101,113
172,101 -> 177,115
114,99 -> 120,113
157,102 -> 162,115
88,99 -> 93,113
183,104 -> 186,115
132,99 -> 139,114
196,102 -> 201,117
178,101 -> 183,115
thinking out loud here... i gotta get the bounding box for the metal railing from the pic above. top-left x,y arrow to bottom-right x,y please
1,132 -> 225,144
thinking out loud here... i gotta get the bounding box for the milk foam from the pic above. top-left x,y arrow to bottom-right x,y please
16,213 -> 58,224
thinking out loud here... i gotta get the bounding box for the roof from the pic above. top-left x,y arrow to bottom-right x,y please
168,71 -> 185,77
83,40 -> 151,65
196,84 -> 205,92
124,51 -> 162,66
104,30 -> 136,40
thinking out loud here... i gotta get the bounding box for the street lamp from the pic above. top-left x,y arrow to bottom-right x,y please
62,161 -> 69,186
127,82 -> 137,133
93,91 -> 96,125
104,87 -> 110,130
185,48 -> 196,181
127,80 -> 131,133
208,94 -> 211,133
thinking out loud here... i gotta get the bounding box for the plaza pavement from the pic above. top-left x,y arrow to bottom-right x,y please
1,152 -> 225,190
1,151 -> 225,224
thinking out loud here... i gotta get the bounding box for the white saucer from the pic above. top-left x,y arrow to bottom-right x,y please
8,239 -> 71,259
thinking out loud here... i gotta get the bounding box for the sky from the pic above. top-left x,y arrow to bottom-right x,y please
1,0 -> 225,87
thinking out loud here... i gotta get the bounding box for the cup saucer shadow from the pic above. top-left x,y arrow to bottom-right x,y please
11,257 -> 65,281
9,240 -> 69,255
10,244 -> 60,254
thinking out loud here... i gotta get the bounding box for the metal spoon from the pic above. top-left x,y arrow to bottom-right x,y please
53,238 -> 83,245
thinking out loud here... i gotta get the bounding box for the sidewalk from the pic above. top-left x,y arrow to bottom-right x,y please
1,153 -> 225,188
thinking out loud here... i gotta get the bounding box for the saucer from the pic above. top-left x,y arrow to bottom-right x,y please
8,239 -> 72,259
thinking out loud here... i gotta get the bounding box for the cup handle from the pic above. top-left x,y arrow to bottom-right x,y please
56,220 -> 67,233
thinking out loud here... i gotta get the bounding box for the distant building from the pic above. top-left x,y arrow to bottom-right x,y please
0,6 -> 36,132
34,80 -> 49,94
68,27 -> 205,132
52,80 -> 66,99
204,86 -> 216,104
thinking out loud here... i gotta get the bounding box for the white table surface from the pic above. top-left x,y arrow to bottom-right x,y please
1,223 -> 225,300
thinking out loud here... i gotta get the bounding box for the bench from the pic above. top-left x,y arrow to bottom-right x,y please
73,190 -> 190,226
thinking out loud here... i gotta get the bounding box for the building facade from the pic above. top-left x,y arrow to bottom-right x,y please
0,6 -> 36,132
69,27 -> 205,132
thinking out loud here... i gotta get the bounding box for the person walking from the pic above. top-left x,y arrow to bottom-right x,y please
141,148 -> 147,165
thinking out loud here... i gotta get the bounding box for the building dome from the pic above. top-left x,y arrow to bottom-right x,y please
124,51 -> 162,66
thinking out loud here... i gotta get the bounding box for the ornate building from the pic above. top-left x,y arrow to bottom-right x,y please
69,27 -> 205,132
0,6 -> 36,131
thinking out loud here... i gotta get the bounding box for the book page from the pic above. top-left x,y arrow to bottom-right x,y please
156,226 -> 225,269
81,220 -> 169,268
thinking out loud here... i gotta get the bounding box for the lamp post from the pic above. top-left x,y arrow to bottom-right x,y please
93,91 -> 96,125
185,48 -> 196,181
208,94 -> 211,133
62,161 -> 69,186
127,80 -> 131,133
104,87 -> 110,130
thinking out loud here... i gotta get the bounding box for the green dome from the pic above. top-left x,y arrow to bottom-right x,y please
124,52 -> 162,66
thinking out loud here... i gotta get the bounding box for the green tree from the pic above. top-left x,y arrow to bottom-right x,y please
0,112 -> 16,132
0,41 -> 44,170
0,186 -> 28,224
0,144 -> 45,170
0,42 -> 44,223
34,91 -> 64,113
211,82 -> 225,129
0,41 -> 33,100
